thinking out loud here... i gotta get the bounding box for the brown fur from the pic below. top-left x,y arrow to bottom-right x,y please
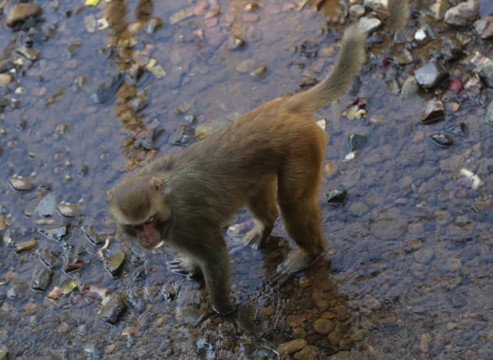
108,0 -> 408,315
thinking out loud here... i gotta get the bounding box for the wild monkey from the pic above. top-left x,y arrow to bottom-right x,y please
108,1 -> 408,315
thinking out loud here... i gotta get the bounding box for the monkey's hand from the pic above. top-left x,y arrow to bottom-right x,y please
167,256 -> 203,281
269,249 -> 318,287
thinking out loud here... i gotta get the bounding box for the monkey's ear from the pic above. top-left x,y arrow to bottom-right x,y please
106,190 -> 114,202
149,177 -> 164,192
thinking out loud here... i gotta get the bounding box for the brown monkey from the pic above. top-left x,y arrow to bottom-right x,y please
108,0 -> 408,315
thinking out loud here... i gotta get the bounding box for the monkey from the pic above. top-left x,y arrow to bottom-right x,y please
108,1 -> 408,315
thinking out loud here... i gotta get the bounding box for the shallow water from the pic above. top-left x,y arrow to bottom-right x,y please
0,0 -> 492,359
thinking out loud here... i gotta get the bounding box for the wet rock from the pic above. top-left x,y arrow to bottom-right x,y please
31,268 -> 53,291
6,3 -> 43,28
105,251 -> 127,277
474,16 -> 493,39
276,339 -> 306,356
137,128 -> 164,149
90,73 -> 124,104
125,63 -> 144,85
420,99 -> 445,124
129,96 -> 148,111
249,65 -> 266,78
244,2 -> 259,12
183,114 -> 196,124
325,189 -> 347,206
84,226 -> 105,245
15,47 -> 39,61
414,247 -> 434,264
15,239 -> 37,253
358,16 -> 382,34
444,0 -> 480,28
7,283 -> 28,299
327,323 -> 343,347
294,345 -> 320,360
35,193 -> 56,217
440,38 -> 463,63
394,49 -> 413,65
38,249 -> 62,270
347,133 -> 367,151
38,224 -> 68,242
57,203 -> 79,218
464,76 -> 482,95
313,318 -> 335,335
400,76 -> 420,101
229,35 -> 246,49
172,124 -> 197,146
415,61 -> 448,90
63,255 -> 83,273
299,78 -> 318,88
429,133 -> 454,148
99,293 -> 127,325
370,207 -> 407,240
145,17 -> 163,34
236,59 -> 256,73
447,122 -> 467,136
349,5 -> 365,18
429,1 -> 449,21
486,100 -> 493,125
9,176 -> 35,191
0,348 -> 9,359
477,60 -> 493,88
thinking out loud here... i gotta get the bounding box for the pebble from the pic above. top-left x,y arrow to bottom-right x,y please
420,98 -> 445,124
429,133 -> 454,148
90,73 -> 124,104
358,17 -> 382,34
38,224 -> 68,242
327,324 -> 342,346
249,65 -> 266,78
313,318 -> 335,335
414,247 -> 434,264
6,3 -> 43,28
105,251 -> 127,277
394,49 -> 413,65
294,345 -> 320,360
400,76 -> 420,102
15,239 -> 37,253
7,283 -> 28,299
57,203 -> 79,218
485,100 -> 493,125
229,35 -> 246,49
38,249 -> 62,270
276,339 -> 306,355
9,176 -> 35,191
444,0 -> 480,28
99,293 -> 128,325
31,268 -> 53,291
35,193 -> 56,217
347,133 -> 368,151
429,1 -> 449,21
325,189 -> 347,205
415,61 -> 448,89
474,16 -> 493,39
477,60 -> 493,88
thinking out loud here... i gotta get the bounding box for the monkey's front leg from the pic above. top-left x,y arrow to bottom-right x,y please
199,239 -> 235,315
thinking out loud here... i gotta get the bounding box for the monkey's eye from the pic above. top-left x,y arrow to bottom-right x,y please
144,215 -> 155,224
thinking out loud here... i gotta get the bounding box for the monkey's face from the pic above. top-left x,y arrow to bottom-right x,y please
108,175 -> 171,250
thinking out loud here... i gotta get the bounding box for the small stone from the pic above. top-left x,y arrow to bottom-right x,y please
276,339 -> 306,355
447,122 -> 467,136
464,76 -> 482,94
327,324 -> 342,347
477,60 -> 493,88
420,333 -> 432,352
358,16 -> 382,34
15,239 -> 37,253
474,16 -> 493,39
347,133 -> 367,151
244,2 -> 259,12
90,73 -> 124,104
38,224 -> 68,242
99,293 -> 127,325
415,61 -> 448,90
15,47 -> 39,61
400,76 -> 420,101
57,203 -> 79,217
420,99 -> 445,124
414,247 -> 434,264
298,78 -> 318,88
6,3 -> 43,28
394,49 -> 413,65
9,176 -> 35,191
35,193 -> 56,217
485,100 -> 493,125
325,189 -> 347,205
294,345 -> 320,360
38,249 -> 62,270
429,133 -> 454,148
313,318 -> 335,335
236,59 -> 256,73
105,251 -> 127,277
7,283 -> 28,299
429,1 -> 449,21
444,0 -> 480,28
349,5 -> 365,18
249,65 -> 266,78
229,35 -> 246,49
172,124 -> 197,146
441,37 -> 463,63
63,256 -> 84,273
31,268 -> 53,291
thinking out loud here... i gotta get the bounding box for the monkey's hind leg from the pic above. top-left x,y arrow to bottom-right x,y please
242,178 -> 279,250
167,256 -> 203,280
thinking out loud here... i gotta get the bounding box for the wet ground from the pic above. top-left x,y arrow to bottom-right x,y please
1,0 -> 492,359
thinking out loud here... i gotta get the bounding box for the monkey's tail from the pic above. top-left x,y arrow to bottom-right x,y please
283,24 -> 366,114
284,0 -> 408,115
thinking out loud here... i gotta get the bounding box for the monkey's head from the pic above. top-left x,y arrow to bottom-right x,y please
107,175 -> 171,250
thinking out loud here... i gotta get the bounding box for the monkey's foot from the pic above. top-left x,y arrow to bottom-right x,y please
269,249 -> 318,287
167,257 -> 202,281
241,225 -> 268,250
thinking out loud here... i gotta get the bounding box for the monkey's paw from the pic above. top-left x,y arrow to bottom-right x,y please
241,226 -> 266,250
268,249 -> 317,287
167,257 -> 202,281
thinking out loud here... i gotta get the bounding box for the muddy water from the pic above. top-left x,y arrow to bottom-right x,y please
1,0 -> 492,359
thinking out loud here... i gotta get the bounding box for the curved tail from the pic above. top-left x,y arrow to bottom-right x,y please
284,24 -> 366,114
284,0 -> 408,114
